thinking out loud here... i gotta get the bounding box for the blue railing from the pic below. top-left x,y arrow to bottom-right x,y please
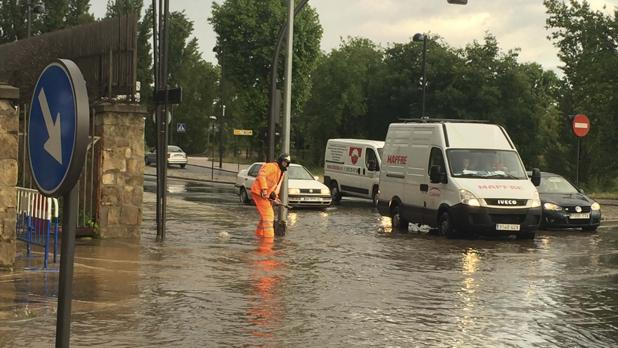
16,188 -> 59,269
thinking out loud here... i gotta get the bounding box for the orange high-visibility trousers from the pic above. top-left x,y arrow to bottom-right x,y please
252,193 -> 275,238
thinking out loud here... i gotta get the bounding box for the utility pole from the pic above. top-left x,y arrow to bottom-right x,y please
276,0 -> 295,235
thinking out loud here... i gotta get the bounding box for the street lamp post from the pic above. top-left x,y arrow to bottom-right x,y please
209,115 -> 217,180
25,0 -> 45,38
219,104 -> 225,168
413,33 -> 427,118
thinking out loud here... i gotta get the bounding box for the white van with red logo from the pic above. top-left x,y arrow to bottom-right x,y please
377,120 -> 542,239
323,139 -> 385,205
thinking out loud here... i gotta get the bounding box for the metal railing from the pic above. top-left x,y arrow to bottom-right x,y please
16,187 -> 60,269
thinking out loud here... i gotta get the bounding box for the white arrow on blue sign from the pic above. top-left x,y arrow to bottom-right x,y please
28,59 -> 89,197
177,123 -> 186,133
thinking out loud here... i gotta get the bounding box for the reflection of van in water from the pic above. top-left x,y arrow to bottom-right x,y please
323,139 -> 385,205
377,120 -> 542,239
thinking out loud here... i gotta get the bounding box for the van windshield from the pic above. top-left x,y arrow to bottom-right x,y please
447,149 -> 527,180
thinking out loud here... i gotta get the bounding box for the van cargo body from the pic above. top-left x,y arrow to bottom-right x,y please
323,139 -> 385,205
377,120 -> 541,239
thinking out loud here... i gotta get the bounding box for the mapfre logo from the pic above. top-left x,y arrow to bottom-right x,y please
349,147 -> 362,165
497,199 -> 518,205
387,154 -> 407,165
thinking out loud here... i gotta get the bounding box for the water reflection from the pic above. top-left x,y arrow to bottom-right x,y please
247,239 -> 284,340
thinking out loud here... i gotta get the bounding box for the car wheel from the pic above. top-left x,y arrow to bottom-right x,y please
239,187 -> 251,204
439,211 -> 460,239
180,164 -> 186,169
391,205 -> 409,232
330,181 -> 342,204
371,186 -> 379,207
582,226 -> 598,232
145,159 -> 150,166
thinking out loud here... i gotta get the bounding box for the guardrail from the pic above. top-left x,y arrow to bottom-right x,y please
16,187 -> 59,269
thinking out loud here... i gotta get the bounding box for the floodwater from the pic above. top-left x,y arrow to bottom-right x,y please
2,180 -> 618,347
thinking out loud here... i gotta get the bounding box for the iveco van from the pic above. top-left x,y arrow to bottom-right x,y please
323,139 -> 385,205
377,120 -> 542,239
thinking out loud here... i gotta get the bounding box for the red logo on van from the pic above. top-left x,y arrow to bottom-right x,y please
349,147 -> 362,165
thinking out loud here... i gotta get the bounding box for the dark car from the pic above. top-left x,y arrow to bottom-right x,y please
534,172 -> 601,231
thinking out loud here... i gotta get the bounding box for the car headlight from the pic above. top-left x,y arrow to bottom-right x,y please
321,188 -> 330,195
543,202 -> 562,211
591,202 -> 601,211
288,188 -> 300,195
459,189 -> 481,207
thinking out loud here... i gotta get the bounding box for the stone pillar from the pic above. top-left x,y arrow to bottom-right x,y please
94,103 -> 146,239
0,83 -> 19,270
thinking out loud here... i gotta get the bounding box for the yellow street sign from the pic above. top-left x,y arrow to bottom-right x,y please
233,129 -> 253,136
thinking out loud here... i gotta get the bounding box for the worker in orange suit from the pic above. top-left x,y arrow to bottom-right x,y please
251,153 -> 291,238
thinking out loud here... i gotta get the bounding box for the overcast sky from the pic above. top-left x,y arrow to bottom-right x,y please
91,0 -> 616,72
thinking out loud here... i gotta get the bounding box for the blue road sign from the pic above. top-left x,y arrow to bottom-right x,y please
177,122 -> 186,133
28,59 -> 89,196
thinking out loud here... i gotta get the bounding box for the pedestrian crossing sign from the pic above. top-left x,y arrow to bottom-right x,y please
177,123 -> 186,133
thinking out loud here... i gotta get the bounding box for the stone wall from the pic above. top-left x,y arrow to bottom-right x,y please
0,84 -> 19,270
94,103 -> 146,239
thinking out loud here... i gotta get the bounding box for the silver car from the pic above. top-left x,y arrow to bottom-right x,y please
145,145 -> 188,168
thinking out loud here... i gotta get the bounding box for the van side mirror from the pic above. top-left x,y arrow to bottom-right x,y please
577,187 -> 585,194
531,168 -> 541,187
367,160 -> 377,171
430,165 -> 445,184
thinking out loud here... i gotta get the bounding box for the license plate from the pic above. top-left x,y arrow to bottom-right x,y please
496,223 -> 520,231
301,196 -> 320,201
569,213 -> 590,219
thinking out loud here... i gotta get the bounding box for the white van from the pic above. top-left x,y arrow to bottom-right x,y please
323,139 -> 385,205
377,120 -> 542,239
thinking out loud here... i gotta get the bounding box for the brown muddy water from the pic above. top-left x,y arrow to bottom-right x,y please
1,181 -> 617,347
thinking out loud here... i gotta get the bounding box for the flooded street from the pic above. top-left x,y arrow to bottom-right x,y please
2,179 -> 618,347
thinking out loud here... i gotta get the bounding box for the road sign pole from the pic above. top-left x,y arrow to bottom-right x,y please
575,137 -> 582,188
55,186 -> 78,348
28,58 -> 89,348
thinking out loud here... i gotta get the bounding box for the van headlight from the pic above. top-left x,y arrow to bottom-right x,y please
591,202 -> 601,211
288,188 -> 300,195
321,188 -> 330,195
527,191 -> 541,208
459,189 -> 481,207
543,202 -> 561,211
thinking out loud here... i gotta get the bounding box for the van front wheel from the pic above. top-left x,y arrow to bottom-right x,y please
439,212 -> 459,239
330,182 -> 342,204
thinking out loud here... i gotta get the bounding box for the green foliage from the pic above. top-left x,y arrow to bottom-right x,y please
209,0 -> 323,158
0,0 -> 93,42
544,0 -> 618,190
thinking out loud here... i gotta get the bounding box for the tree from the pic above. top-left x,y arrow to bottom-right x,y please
0,0 -> 93,42
544,0 -> 618,189
209,0 -> 323,159
302,37 -> 383,164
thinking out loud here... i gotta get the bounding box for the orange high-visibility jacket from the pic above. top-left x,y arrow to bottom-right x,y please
251,162 -> 284,197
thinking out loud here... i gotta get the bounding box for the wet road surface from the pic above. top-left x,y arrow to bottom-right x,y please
1,180 -> 617,347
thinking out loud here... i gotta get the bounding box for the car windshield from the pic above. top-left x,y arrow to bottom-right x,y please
538,175 -> 578,194
168,146 -> 183,152
287,166 -> 315,180
447,149 -> 527,179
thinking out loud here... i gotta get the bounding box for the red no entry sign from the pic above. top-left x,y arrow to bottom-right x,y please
571,114 -> 590,137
